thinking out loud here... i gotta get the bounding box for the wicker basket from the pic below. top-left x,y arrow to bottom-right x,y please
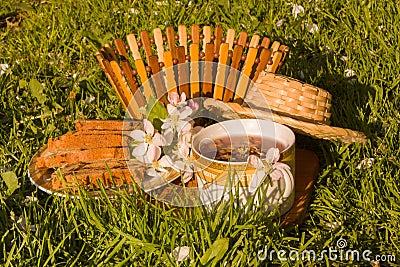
248,72 -> 332,125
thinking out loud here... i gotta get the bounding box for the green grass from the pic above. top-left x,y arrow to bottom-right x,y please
1,0 -> 399,266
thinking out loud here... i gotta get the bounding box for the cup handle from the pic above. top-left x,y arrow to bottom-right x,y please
278,164 -> 295,203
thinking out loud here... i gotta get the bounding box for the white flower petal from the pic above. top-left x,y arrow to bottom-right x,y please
180,92 -> 186,102
248,170 -> 267,194
270,169 -> 284,181
265,148 -> 280,164
179,106 -> 192,119
248,155 -> 263,169
0,64 -> 9,75
130,130 -> 145,141
159,155 -> 173,168
146,144 -> 161,162
182,172 -> 193,183
152,132 -> 164,147
161,121 -> 172,130
292,4 -> 304,18
270,162 -> 292,180
179,121 -> 192,133
168,92 -> 179,106
162,128 -> 174,145
356,158 -> 375,169
172,246 -> 190,262
188,99 -> 199,110
306,22 -> 319,34
345,69 -> 356,77
132,143 -> 148,157
143,119 -> 154,136
146,167 -> 158,177
167,104 -> 178,115
178,142 -> 190,158
276,18 -> 286,27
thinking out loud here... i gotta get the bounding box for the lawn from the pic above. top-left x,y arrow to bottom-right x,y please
0,0 -> 399,266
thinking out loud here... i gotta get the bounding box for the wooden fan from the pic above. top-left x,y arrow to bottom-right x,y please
95,24 -> 289,118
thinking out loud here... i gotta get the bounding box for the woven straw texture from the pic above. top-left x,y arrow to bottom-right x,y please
253,72 -> 332,124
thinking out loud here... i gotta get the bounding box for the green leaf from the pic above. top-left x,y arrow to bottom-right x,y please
145,96 -> 168,130
29,79 -> 46,104
19,79 -> 28,88
200,238 -> 229,265
1,171 -> 20,196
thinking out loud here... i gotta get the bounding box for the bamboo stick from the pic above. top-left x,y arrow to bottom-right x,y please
214,43 -> 229,100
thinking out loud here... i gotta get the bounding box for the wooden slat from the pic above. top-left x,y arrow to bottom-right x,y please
213,26 -> 223,53
108,61 -> 141,118
271,41 -> 280,52
114,38 -> 144,105
202,43 -> 214,97
191,24 -> 200,44
100,47 -> 112,61
127,34 -> 142,60
252,48 -> 271,81
234,47 -> 258,102
121,60 -> 144,105
261,37 -> 271,49
177,46 -> 189,97
104,43 -> 117,61
140,30 -> 152,63
202,26 -> 211,52
166,26 -> 177,59
214,43 -> 229,100
190,43 -> 200,98
249,34 -> 260,48
266,51 -> 283,73
96,52 -> 118,99
135,59 -> 153,101
148,55 -> 167,103
226,28 -> 235,51
114,38 -> 128,59
237,31 -> 248,47
102,60 -> 126,106
153,28 -> 165,63
223,45 -> 243,102
163,51 -> 177,94
178,25 -> 188,55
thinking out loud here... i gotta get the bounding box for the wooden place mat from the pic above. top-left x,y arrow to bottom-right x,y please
281,149 -> 318,227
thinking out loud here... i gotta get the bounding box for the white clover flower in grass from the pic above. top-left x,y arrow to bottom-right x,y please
306,22 -> 319,34
345,69 -> 356,77
130,119 -> 165,164
171,246 -> 190,262
292,4 -> 304,18
356,158 -> 375,169
84,95 -> 95,104
276,18 -> 287,27
0,64 -> 9,75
